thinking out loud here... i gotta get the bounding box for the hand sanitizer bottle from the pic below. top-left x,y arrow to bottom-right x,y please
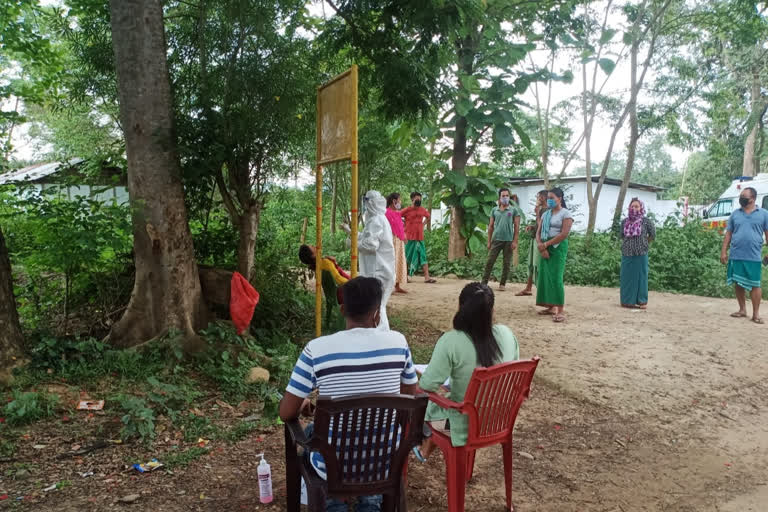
257,453 -> 273,504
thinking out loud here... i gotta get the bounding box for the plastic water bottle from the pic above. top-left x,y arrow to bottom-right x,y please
257,453 -> 273,504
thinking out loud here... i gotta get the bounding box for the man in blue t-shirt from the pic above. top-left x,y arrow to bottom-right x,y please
720,186 -> 768,324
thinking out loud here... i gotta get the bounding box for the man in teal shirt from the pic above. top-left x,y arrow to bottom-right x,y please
720,186 -> 768,324
482,188 -> 522,291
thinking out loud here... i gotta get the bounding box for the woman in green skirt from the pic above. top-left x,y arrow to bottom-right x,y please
536,187 -> 573,323
619,198 -> 656,309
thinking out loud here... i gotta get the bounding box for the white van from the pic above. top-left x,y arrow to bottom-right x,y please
702,174 -> 768,229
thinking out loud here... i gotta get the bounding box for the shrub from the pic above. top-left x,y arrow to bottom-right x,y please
2,391 -> 60,426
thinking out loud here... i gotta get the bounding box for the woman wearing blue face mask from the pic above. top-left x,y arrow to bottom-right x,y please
535,187 -> 573,322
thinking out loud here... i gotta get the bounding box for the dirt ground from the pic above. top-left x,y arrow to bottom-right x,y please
3,279 -> 768,511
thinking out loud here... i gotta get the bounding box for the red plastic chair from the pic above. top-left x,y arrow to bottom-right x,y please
425,357 -> 539,512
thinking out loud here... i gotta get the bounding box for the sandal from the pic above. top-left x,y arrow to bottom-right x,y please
637,304 -> 647,310
412,446 -> 426,462
424,278 -> 437,284
552,314 -> 566,323
537,309 -> 554,315
730,311 -> 747,318
498,285 -> 506,292
752,317 -> 764,324
515,290 -> 532,296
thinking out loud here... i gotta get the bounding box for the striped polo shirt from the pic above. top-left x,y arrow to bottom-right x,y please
286,327 -> 418,479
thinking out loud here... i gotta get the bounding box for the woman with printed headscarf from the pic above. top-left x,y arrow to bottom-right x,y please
358,190 -> 396,329
619,198 -> 656,309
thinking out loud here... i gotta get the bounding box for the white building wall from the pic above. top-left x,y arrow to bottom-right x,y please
508,181 -> 673,232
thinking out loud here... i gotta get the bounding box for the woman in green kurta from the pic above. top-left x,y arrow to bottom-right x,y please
414,282 -> 520,459
536,187 -> 573,323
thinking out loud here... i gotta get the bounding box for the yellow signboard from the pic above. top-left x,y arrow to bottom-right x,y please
317,69 -> 356,165
315,66 -> 359,336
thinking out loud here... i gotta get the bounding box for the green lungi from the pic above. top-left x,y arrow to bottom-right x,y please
536,238 -> 568,307
727,259 -> 762,291
526,236 -> 541,283
620,254 -> 649,306
406,240 -> 427,275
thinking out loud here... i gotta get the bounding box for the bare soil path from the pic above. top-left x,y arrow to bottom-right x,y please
5,279 -> 767,511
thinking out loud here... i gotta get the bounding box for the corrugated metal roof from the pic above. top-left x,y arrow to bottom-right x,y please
0,159 -> 84,185
506,175 -> 665,193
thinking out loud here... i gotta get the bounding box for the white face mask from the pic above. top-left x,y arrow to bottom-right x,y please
395,202 -> 401,210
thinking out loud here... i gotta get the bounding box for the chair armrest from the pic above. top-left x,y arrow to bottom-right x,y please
426,391 -> 464,411
284,419 -> 311,450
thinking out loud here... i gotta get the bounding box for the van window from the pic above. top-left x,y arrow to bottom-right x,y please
709,199 -> 733,218
762,195 -> 768,210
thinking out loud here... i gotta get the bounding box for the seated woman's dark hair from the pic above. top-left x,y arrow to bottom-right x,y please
453,282 -> 501,368
341,277 -> 382,320
298,244 -> 314,266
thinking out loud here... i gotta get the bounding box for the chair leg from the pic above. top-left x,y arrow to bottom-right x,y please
398,477 -> 408,512
444,446 -> 467,512
466,449 -> 476,482
284,427 -> 301,512
308,486 -> 327,512
382,493 -> 396,512
502,441 -> 514,511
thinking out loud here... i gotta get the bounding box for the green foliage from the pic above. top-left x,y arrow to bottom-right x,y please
163,446 -> 209,469
116,395 -> 156,444
2,391 -> 59,426
438,166 -> 508,255
1,187 -> 133,333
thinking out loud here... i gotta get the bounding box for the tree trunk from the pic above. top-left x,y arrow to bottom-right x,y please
0,226 -> 24,385
108,0 -> 208,350
447,34 -> 475,261
330,173 -> 337,234
742,71 -> 764,177
237,204 -> 260,281
448,115 -> 469,260
612,40 -> 640,232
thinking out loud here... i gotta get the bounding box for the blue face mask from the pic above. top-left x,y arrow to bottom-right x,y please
547,199 -> 557,208
500,197 -> 510,205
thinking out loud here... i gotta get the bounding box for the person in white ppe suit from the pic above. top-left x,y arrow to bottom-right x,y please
354,190 -> 396,330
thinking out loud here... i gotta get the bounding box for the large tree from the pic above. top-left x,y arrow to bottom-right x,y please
167,0 -> 316,280
107,0 -> 208,348
324,0 -> 576,259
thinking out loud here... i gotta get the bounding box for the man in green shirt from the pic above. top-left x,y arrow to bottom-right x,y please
482,188 -> 522,291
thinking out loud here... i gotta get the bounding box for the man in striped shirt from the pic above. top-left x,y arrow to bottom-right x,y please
279,276 -> 419,511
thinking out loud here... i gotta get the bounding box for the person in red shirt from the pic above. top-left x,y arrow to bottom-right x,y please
400,191 -> 437,283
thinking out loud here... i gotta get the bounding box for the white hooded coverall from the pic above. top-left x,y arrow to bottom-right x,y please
358,190 -> 395,330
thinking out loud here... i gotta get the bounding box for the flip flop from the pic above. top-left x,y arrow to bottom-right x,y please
515,290 -> 533,296
552,314 -> 566,323
752,317 -> 764,324
412,446 -> 426,462
424,278 -> 437,284
730,311 -> 747,318
537,309 -> 554,315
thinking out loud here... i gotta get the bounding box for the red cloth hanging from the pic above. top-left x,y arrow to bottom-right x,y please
230,272 -> 260,334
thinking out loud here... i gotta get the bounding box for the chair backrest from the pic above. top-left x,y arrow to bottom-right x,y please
308,393 -> 428,495
462,358 -> 539,447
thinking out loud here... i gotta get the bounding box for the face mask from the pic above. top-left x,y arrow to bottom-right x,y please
500,197 -> 510,205
547,199 -> 557,208
739,197 -> 751,208
414,200 -> 422,207
395,202 -> 401,210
